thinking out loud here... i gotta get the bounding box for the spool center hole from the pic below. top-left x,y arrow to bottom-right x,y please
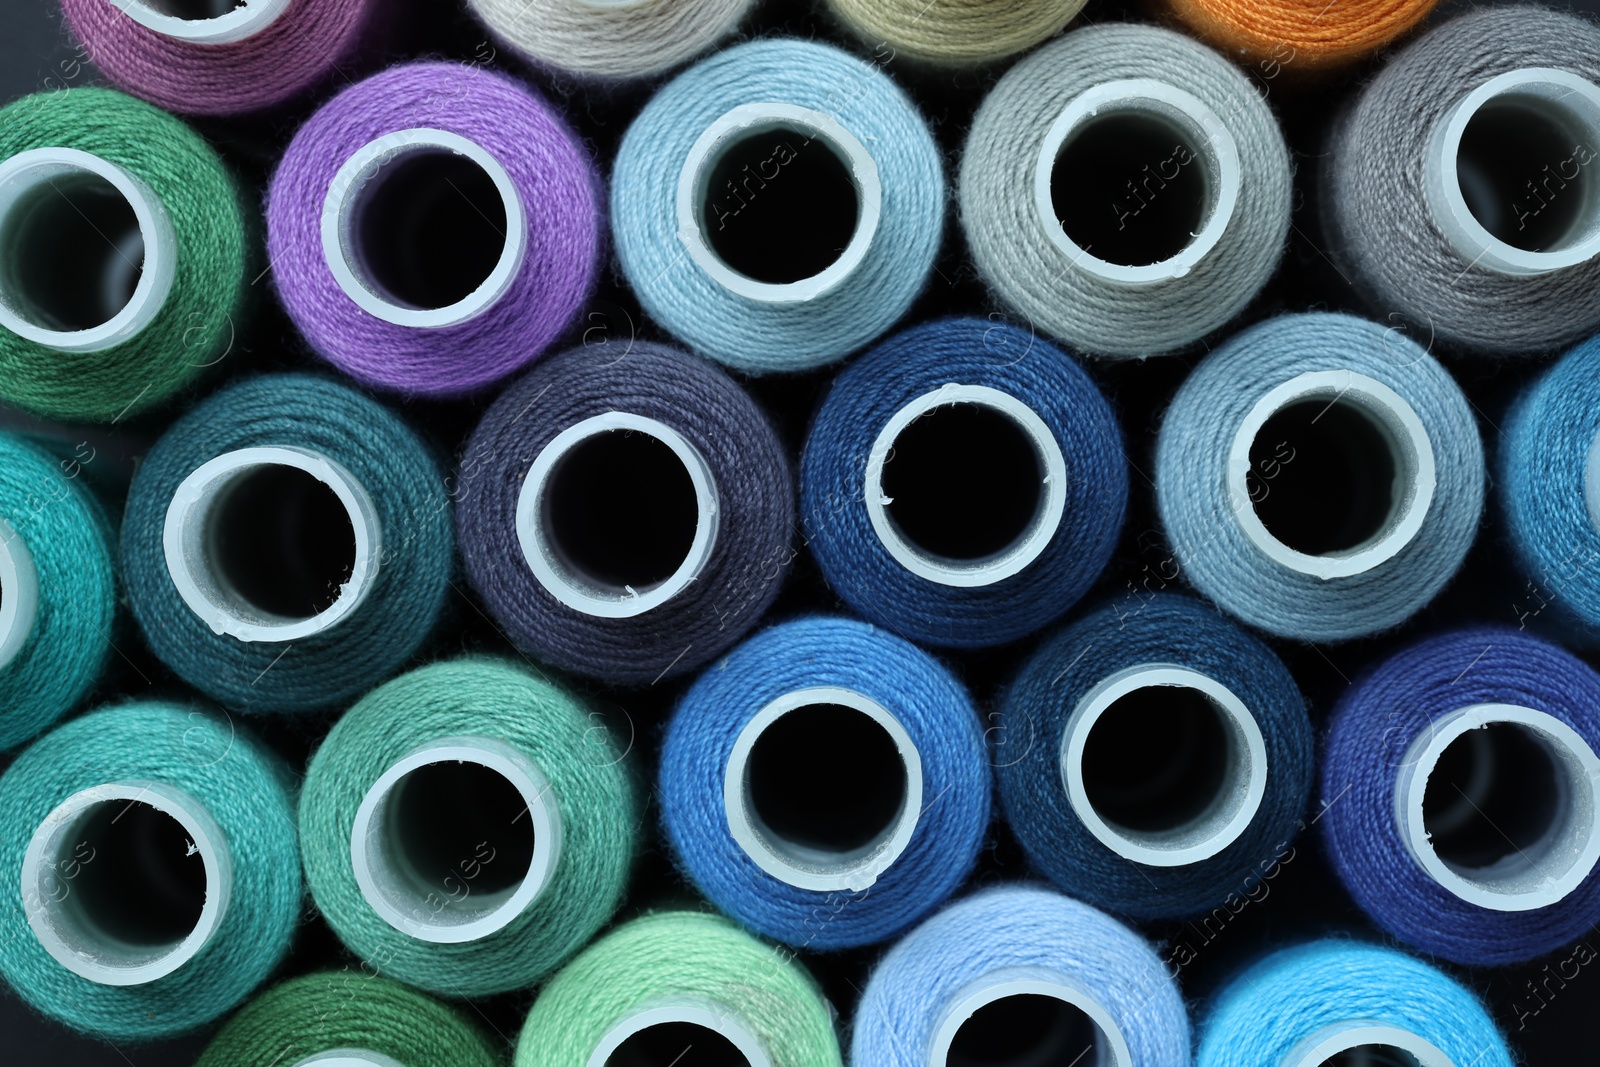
1052,110 -> 1208,268
135,0 -> 244,18
1320,1047 -> 1423,1067
386,761 -> 537,904
1248,398 -> 1398,557
207,465 -> 356,621
882,403 -> 1041,563
1423,723 -> 1560,874
0,171 -> 144,332
62,801 -> 206,952
1082,686 -> 1230,835
1456,96 -> 1599,253
607,1022 -> 750,1067
701,125 -> 859,285
946,994 -> 1105,1067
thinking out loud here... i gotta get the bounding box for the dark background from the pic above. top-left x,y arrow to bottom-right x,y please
0,0 -> 1595,1063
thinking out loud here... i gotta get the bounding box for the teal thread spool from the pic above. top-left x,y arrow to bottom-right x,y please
300,658 -> 640,997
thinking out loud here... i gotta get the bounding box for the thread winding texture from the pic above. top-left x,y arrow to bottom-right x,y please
1327,7 -> 1600,355
853,885 -> 1189,1067
1155,312 -> 1483,641
996,594 -> 1311,919
516,910 -> 843,1067
457,342 -> 794,685
959,25 -> 1291,358
1321,628 -> 1600,965
0,89 -> 246,422
0,433 -> 115,752
801,318 -> 1127,648
122,374 -> 454,715
660,616 -> 990,950
829,0 -> 1084,66
300,658 -> 639,997
469,0 -> 752,80
196,970 -> 501,1067
267,61 -> 601,397
612,38 -> 944,373
1165,0 -> 1437,72
0,701 -> 300,1040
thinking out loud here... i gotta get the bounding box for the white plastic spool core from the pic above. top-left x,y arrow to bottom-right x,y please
163,446 -> 382,643
350,736 -> 562,944
0,516 -> 39,672
21,781 -> 231,986
1584,427 -> 1600,537
293,1052 -> 407,1067
1227,370 -> 1436,580
864,384 -> 1068,588
1282,1022 -> 1456,1067
1035,78 -> 1241,285
677,102 -> 883,303
587,1001 -> 774,1067
1395,703 -> 1600,912
0,147 -> 176,352
516,412 -> 720,619
927,968 -> 1133,1067
1060,665 -> 1269,867
1426,69 -> 1600,276
724,686 -> 923,893
113,0 -> 292,43
321,128 -> 527,328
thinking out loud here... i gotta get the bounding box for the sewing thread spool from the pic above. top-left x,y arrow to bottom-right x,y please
267,61 -> 601,397
959,24 -> 1291,358
0,88 -> 246,422
997,594 -> 1311,919
1155,312 -> 1483,642
196,970 -> 502,1067
0,701 -> 300,1040
121,373 -> 454,715
1164,0 -> 1438,74
1198,941 -> 1513,1067
611,38 -> 944,373
1321,628 -> 1600,965
800,318 -> 1126,649
827,0 -> 1085,66
853,885 -> 1189,1067
659,616 -> 990,950
515,910 -> 843,1067
467,0 -> 751,80
1326,7 -> 1600,355
299,658 -> 639,997
457,342 -> 794,685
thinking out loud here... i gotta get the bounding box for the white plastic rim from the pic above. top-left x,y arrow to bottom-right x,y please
586,1001 -> 774,1067
163,445 -> 382,643
1034,78 -> 1241,285
723,686 -> 923,893
1282,1022 -> 1456,1067
1060,664 -> 1269,867
111,0 -> 293,43
350,736 -> 562,944
1395,703 -> 1600,912
0,516 -> 39,672
1227,370 -> 1436,580
293,1052 -> 407,1067
1426,68 -> 1600,276
1584,427 -> 1600,537
864,383 -> 1069,588
321,128 -> 527,328
927,968 -> 1134,1067
0,147 -> 177,352
516,412 -> 721,619
22,780 -> 232,986
677,102 -> 883,303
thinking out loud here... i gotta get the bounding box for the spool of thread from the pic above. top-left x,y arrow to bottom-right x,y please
1323,628 -> 1600,966
800,318 -> 1126,649
267,61 -> 601,397
611,38 -> 944,374
121,373 -> 454,715
0,433 -> 116,752
515,910 -> 842,1067
300,658 -> 639,997
1326,7 -> 1600,355
457,342 -> 794,685
659,616 -> 990,950
853,885 -> 1189,1067
996,593 -> 1311,920
1164,0 -> 1437,74
0,87 -> 247,422
1198,940 -> 1513,1067
61,0 -> 380,117
0,700 -> 300,1040
196,970 -> 502,1067
1155,312 -> 1484,642
959,24 -> 1291,359
468,0 -> 752,80
827,0 -> 1085,67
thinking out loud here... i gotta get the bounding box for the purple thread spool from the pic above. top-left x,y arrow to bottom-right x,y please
266,62 -> 601,398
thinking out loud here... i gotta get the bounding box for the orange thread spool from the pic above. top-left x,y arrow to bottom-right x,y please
1163,0 -> 1440,75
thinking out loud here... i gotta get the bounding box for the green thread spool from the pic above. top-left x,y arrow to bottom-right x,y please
516,910 -> 843,1067
300,657 -> 640,997
0,87 -> 248,422
196,970 -> 503,1067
